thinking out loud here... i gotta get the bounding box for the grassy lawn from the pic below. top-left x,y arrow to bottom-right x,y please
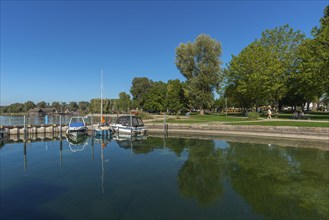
226,120 -> 329,127
147,112 -> 329,127
270,113 -> 329,120
150,114 -> 246,124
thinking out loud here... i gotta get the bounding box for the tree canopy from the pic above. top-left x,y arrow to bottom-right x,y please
176,34 -> 223,114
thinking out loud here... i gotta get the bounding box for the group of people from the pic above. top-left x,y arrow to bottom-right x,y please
292,111 -> 305,119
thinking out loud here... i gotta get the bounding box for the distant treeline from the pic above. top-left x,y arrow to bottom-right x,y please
0,99 -> 126,115
0,78 -> 228,115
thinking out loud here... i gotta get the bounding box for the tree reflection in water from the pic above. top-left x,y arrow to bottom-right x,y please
226,142 -> 329,219
177,139 -> 224,207
115,136 -> 328,218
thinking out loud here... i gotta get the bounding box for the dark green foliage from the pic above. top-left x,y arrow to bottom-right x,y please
78,101 -> 90,113
24,101 -> 36,112
130,77 -> 153,110
225,42 -> 284,108
165,79 -> 186,114
90,98 -> 111,114
117,92 -> 131,113
36,101 -> 47,108
144,81 -> 167,112
68,102 -> 78,112
247,111 -> 259,120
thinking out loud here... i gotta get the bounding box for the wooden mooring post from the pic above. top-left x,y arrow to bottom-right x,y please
163,113 -> 168,134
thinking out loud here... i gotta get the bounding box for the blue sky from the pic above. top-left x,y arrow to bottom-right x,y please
1,0 -> 328,105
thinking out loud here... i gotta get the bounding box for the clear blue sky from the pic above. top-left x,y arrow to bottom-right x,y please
1,0 -> 328,105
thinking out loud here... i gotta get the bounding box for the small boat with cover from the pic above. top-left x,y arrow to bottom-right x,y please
66,116 -> 88,136
110,115 -> 147,135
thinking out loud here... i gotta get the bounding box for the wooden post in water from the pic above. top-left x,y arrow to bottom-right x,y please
59,114 -> 62,137
24,141 -> 27,171
60,137 -> 63,166
91,114 -> 93,131
91,137 -> 94,161
130,114 -> 133,135
164,113 -> 168,134
23,115 -> 27,141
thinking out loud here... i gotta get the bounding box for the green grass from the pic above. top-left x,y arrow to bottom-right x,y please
151,114 -> 246,124
264,112 -> 329,120
148,112 -> 329,127
227,121 -> 329,127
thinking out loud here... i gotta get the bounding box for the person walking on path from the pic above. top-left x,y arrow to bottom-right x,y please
267,108 -> 272,119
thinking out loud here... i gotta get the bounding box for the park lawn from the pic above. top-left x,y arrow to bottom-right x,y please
226,120 -> 329,127
267,112 -> 329,120
151,114 -> 246,124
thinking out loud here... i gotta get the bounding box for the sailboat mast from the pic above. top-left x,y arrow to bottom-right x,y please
101,69 -> 103,119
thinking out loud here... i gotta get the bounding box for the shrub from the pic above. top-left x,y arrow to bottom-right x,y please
247,112 -> 259,120
138,112 -> 153,120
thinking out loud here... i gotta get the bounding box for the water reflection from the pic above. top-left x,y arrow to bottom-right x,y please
0,115 -> 73,126
177,139 -> 224,207
225,143 -> 328,219
1,136 -> 328,219
66,135 -> 89,152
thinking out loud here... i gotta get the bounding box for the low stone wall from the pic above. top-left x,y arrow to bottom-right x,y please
2,124 -> 69,135
146,123 -> 329,141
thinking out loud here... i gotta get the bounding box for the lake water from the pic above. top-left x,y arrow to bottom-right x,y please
1,135 -> 328,220
0,115 -> 74,126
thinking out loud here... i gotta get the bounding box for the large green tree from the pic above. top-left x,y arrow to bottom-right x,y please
24,101 -> 36,112
130,77 -> 153,110
295,6 -> 329,109
165,79 -> 186,114
258,24 -> 305,108
90,98 -> 111,114
51,101 -> 62,112
36,101 -> 47,108
144,81 -> 167,112
117,92 -> 131,113
78,101 -> 90,113
312,6 -> 329,95
225,42 -> 284,109
68,101 -> 78,112
176,34 -> 223,115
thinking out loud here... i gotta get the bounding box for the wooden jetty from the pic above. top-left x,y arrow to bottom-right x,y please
0,124 -> 97,143
1,124 -> 69,135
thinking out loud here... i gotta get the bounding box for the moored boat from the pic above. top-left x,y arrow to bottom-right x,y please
110,115 -> 147,135
66,116 -> 88,136
94,122 -> 112,137
93,69 -> 113,137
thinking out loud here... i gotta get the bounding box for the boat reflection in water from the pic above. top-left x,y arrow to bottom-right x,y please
113,133 -> 148,156
112,133 -> 147,142
66,134 -> 88,152
94,135 -> 112,148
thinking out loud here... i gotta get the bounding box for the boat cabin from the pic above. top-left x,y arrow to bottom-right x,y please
116,116 -> 144,127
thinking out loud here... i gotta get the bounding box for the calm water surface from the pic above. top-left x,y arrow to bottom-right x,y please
0,115 -> 73,126
1,136 -> 328,220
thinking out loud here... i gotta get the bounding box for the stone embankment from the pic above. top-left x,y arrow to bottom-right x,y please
145,123 -> 329,141
2,122 -> 328,142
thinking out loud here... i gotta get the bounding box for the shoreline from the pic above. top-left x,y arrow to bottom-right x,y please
146,123 -> 329,141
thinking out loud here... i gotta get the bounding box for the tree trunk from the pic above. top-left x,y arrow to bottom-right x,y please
200,108 -> 205,115
301,102 -> 305,112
